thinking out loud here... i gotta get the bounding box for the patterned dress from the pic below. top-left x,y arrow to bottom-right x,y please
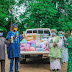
60,36 -> 68,63
66,36 -> 72,72
48,36 -> 62,70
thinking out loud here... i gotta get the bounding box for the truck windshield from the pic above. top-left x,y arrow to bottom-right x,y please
33,30 -> 37,33
27,30 -> 32,33
44,30 -> 50,36
38,30 -> 43,34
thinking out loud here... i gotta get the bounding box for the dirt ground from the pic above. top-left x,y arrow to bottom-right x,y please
0,47 -> 67,72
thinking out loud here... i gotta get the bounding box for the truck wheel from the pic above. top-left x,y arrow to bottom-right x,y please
46,57 -> 50,64
38,55 -> 43,59
20,58 -> 26,64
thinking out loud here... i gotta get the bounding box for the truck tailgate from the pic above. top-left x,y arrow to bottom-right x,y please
20,51 -> 49,55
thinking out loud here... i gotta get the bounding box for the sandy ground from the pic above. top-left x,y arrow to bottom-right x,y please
0,47 -> 67,72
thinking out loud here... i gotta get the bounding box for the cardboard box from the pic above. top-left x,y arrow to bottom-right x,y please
25,33 -> 40,41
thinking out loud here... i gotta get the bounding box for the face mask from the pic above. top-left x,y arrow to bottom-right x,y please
59,34 -> 62,36
14,28 -> 17,31
0,33 -> 3,36
51,32 -> 56,36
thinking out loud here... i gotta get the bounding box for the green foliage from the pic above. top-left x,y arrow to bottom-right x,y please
0,0 -> 72,37
65,31 -> 70,38
0,0 -> 15,36
19,0 -> 72,35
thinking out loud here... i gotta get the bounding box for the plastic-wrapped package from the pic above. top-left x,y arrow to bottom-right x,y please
20,47 -> 24,51
29,47 -> 35,51
40,41 -> 47,48
20,39 -> 49,51
24,44 -> 30,51
21,39 -> 27,44
42,45 -> 46,49
44,48 -> 49,51
36,40 -> 41,48
36,48 -> 45,51
24,47 -> 29,51
27,41 -> 32,45
31,44 -> 35,47
20,43 -> 25,51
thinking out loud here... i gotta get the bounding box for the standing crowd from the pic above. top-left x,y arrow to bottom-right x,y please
0,24 -> 24,72
48,29 -> 68,72
0,23 -> 72,72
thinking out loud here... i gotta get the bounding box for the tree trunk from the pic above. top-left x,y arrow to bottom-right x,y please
37,22 -> 40,28
10,9 -> 12,31
39,22 -> 40,28
37,23 -> 39,28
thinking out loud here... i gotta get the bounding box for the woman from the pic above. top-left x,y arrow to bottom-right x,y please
65,29 -> 72,72
48,29 -> 62,72
58,31 -> 68,64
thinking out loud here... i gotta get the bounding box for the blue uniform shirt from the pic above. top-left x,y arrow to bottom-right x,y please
6,31 -> 21,59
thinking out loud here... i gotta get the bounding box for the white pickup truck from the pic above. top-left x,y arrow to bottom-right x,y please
20,28 -> 51,64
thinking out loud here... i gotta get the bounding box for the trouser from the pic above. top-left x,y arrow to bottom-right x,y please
10,57 -> 19,72
0,60 -> 5,72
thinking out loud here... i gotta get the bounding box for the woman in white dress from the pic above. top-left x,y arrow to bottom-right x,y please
48,29 -> 62,72
58,31 -> 68,64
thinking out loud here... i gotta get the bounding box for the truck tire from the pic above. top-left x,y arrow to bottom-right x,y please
46,57 -> 50,64
38,55 -> 43,59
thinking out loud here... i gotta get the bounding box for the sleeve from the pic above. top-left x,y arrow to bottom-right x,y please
64,37 -> 66,41
48,36 -> 51,49
57,38 -> 63,48
19,33 -> 21,40
65,36 -> 72,48
3,38 -> 11,45
6,31 -> 11,39
5,39 -> 11,45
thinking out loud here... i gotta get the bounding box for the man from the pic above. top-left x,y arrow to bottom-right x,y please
6,23 -> 24,72
58,31 -> 68,64
48,29 -> 62,72
0,28 -> 11,72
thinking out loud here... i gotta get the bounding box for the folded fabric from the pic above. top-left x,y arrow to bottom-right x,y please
36,42 -> 41,47
31,44 -> 36,47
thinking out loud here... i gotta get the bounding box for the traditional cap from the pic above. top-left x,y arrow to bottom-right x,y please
12,23 -> 17,28
51,29 -> 57,33
58,31 -> 63,34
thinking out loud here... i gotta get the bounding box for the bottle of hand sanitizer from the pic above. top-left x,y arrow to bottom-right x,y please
11,35 -> 13,43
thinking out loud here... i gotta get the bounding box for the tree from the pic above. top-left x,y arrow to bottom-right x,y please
0,0 -> 15,36
20,0 -> 72,33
